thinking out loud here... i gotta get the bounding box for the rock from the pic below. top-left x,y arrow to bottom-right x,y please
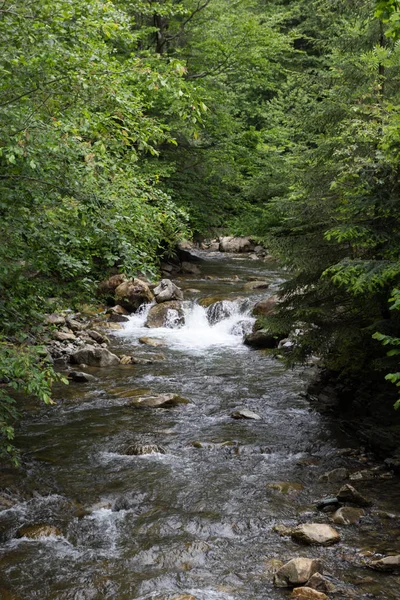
120,355 -> 133,365
306,572 -> 336,594
139,337 -> 166,347
66,318 -> 84,332
128,393 -> 190,408
319,468 -> 349,483
98,273 -> 126,295
87,330 -> 109,344
336,484 -> 372,507
115,278 -> 154,312
198,296 -> 225,308
274,557 -> 323,588
252,296 -> 278,317
207,300 -> 236,325
145,301 -> 185,328
181,261 -> 201,275
244,330 -> 280,349
124,443 -> 166,455
244,280 -> 270,291
108,313 -> 130,323
45,313 -> 66,325
131,355 -> 165,364
291,523 -> 340,546
70,345 -> 120,367
316,497 -> 340,511
68,371 -> 97,382
219,236 -> 254,253
106,304 -> 129,315
17,525 -> 62,539
273,524 -> 294,536
332,506 -> 365,525
268,482 -> 304,494
53,330 -> 76,341
231,409 -> 261,420
153,279 -> 184,303
368,555 -> 400,572
291,587 -> 328,600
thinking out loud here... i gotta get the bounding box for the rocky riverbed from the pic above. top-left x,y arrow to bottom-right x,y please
0,248 -> 400,599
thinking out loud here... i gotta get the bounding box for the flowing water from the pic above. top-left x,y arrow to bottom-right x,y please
1,252 -> 400,599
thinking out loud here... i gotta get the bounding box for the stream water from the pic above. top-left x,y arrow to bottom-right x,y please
1,251 -> 400,599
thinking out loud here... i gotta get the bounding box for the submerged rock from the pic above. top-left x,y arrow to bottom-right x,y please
139,337 -> 166,347
70,345 -> 120,367
124,443 -> 166,455
244,330 -> 280,349
115,278 -> 154,312
274,557 -> 323,587
244,280 -> 270,291
153,279 -> 184,303
128,393 -> 190,408
252,296 -> 278,317
268,482 -> 304,494
145,301 -> 184,328
17,525 -> 62,539
319,468 -> 348,483
336,484 -> 372,507
368,555 -> 400,572
181,261 -> 201,275
306,572 -> 336,594
231,409 -> 261,420
332,506 -> 365,525
291,523 -> 340,546
290,587 -> 328,600
207,300 -> 236,325
68,371 -> 97,382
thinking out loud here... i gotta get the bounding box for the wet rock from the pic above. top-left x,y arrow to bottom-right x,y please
131,355 -> 165,364
68,371 -> 97,383
273,524 -> 294,536
115,278 -> 154,312
0,494 -> 16,510
145,301 -> 185,328
17,524 -> 62,539
291,523 -> 341,546
268,482 -> 304,494
198,295 -> 225,308
207,300 -> 236,325
332,506 -> 365,525
45,313 -> 66,325
124,443 -> 166,455
252,296 -> 278,317
368,555 -> 400,572
244,280 -> 270,291
128,393 -> 190,408
98,273 -> 127,295
87,330 -> 109,344
108,313 -> 130,323
319,468 -> 348,483
274,557 -> 323,587
66,317 -> 84,332
53,330 -> 76,341
139,337 -> 166,347
336,484 -> 372,507
106,304 -> 129,315
316,497 -> 340,511
153,279 -> 184,303
291,587 -> 328,600
171,595 -> 196,600
244,330 -> 280,349
231,409 -> 261,420
181,261 -> 201,275
306,572 -> 336,594
120,355 -> 133,365
219,236 -> 254,253
70,345 -> 120,367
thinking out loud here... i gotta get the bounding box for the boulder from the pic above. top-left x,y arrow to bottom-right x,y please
244,330 -> 280,349
274,558 -> 323,588
306,573 -> 336,594
53,330 -> 76,342
115,278 -> 154,312
153,279 -> 184,303
124,443 -> 166,455
336,484 -> 372,507
66,317 -> 84,332
207,300 -> 236,325
145,301 -> 185,328
219,236 -> 254,253
70,345 -> 120,367
291,523 -> 340,546
368,555 -> 400,572
252,296 -> 278,317
231,409 -> 261,420
87,330 -> 109,344
108,313 -> 130,323
181,262 -> 201,275
319,468 -> 348,483
106,305 -> 129,315
68,371 -> 97,383
332,506 -> 364,525
98,273 -> 126,295
128,393 -> 190,408
291,587 -> 328,600
244,280 -> 270,291
17,525 -> 61,539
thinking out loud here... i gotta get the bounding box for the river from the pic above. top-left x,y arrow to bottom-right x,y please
0,251 -> 399,599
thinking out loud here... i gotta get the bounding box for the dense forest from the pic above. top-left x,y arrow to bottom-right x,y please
2,0 -> 400,460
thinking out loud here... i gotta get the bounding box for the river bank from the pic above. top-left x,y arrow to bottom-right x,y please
1,250 -> 400,599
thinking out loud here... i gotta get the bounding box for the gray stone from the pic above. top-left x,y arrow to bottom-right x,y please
291,523 -> 340,546
231,409 -> 261,420
273,557 -> 323,588
98,273 -> 127,295
336,484 -> 372,507
68,371 -> 97,382
181,262 -> 201,275
153,279 -> 184,303
124,443 -> 166,455
332,506 -> 364,525
252,296 -> 278,317
219,236 -> 254,253
53,330 -> 76,341
244,330 -> 280,349
244,280 -> 270,290
115,278 -> 154,312
87,330 -> 109,344
306,572 -> 336,594
319,468 -> 349,483
128,393 -> 190,408
145,301 -> 184,328
368,555 -> 400,572
290,588 -> 328,600
106,304 -> 129,315
108,313 -> 129,323
70,345 -> 120,367
45,313 -> 66,325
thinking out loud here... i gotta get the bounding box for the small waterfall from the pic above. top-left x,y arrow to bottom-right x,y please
118,299 -> 255,351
